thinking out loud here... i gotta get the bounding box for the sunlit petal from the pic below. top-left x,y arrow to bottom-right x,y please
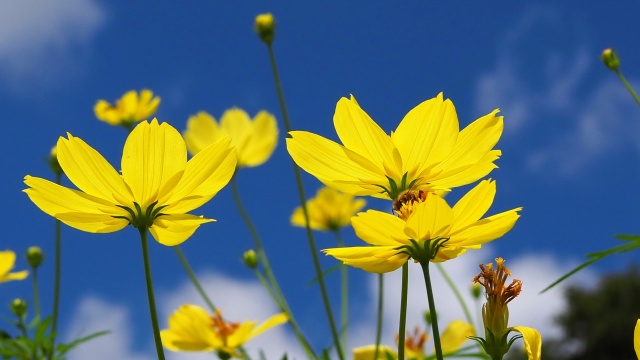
512,326 -> 541,360
352,210 -> 409,246
323,246 -> 408,273
440,320 -> 474,354
149,214 -> 214,246
241,110 -> 278,167
404,194 -> 453,241
450,208 -> 521,246
451,180 -> 495,230
184,111 -> 223,156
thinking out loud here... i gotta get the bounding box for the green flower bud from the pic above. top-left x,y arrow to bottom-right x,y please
48,145 -> 63,175
10,298 -> 27,317
242,249 -> 259,269
255,13 -> 275,44
424,310 -> 432,326
601,48 -> 620,71
26,246 -> 44,268
472,282 -> 483,299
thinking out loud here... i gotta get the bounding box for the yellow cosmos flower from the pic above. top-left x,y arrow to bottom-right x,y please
184,109 -> 278,168
291,187 -> 366,231
324,180 -> 521,273
352,320 -> 474,360
161,305 -> 288,357
287,93 -> 503,201
473,258 -> 541,360
94,89 -> 160,127
24,119 -> 237,246
0,251 -> 28,283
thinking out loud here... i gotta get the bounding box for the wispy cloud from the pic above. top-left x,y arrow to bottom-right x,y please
0,0 -> 106,94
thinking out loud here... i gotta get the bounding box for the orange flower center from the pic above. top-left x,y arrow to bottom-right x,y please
210,310 -> 240,345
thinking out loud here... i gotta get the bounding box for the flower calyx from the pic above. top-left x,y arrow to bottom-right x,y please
114,200 -> 168,231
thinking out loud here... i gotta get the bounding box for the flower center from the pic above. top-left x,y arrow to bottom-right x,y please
393,189 -> 429,221
210,310 -> 240,346
473,257 -> 522,307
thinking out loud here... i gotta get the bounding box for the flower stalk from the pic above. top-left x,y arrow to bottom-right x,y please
421,260 -> 444,360
398,263 -> 409,360
139,228 -> 165,360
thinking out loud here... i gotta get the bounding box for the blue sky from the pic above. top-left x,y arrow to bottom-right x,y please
1,1 -> 640,358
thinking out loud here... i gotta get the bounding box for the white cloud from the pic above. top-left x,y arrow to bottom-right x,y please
0,0 -> 106,92
64,296 -> 153,360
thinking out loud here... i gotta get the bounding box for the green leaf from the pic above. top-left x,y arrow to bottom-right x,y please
55,330 -> 110,355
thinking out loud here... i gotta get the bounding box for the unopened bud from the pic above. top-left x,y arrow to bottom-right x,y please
472,282 -> 483,299
601,48 -> 620,71
49,145 -> 63,175
424,310 -> 432,326
242,249 -> 259,269
26,246 -> 44,268
255,13 -> 275,44
10,299 -> 27,317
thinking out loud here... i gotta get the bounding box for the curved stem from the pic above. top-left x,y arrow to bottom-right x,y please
435,263 -> 474,326
616,69 -> 640,105
373,273 -> 384,360
266,42 -> 344,360
334,231 -> 348,351
230,175 -> 316,359
173,246 -> 216,312
138,228 -> 165,360
420,261 -> 443,360
398,263 -> 409,360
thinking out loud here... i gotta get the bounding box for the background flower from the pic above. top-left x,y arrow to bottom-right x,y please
94,89 -> 160,127
0,250 -> 28,283
291,187 -> 366,231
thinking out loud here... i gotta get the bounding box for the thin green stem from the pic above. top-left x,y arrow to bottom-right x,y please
616,69 -> 640,105
334,231 -> 348,351
435,263 -> 473,326
266,42 -> 344,360
398,264 -> 409,360
49,172 -> 62,360
31,268 -> 40,320
173,246 -> 216,312
230,175 -> 316,359
373,274 -> 384,360
138,228 -> 165,360
420,261 -> 443,360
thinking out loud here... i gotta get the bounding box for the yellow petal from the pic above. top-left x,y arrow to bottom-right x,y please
240,110 -> 278,167
119,90 -> 139,117
0,251 -> 17,277
93,100 -> 120,125
286,131 -> 385,195
430,150 -> 502,190
404,194 -> 453,241
450,207 -> 521,247
323,246 -> 408,273
392,93 -> 458,177
0,270 -> 29,282
220,108 -> 252,148
227,321 -> 256,348
56,134 -> 131,204
333,96 -> 403,180
451,180 -> 495,231
245,313 -> 288,342
352,344 -> 398,360
352,210 -> 409,246
162,136 -> 236,214
634,319 -> 640,359
431,246 -> 467,262
149,214 -> 214,246
183,111 -> 223,156
122,120 -> 187,207
136,89 -> 160,120
162,305 -> 216,352
440,320 -> 474,354
512,326 -> 541,360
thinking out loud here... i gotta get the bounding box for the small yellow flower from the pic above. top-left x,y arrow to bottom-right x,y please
352,344 -> 397,360
94,89 -> 160,127
24,119 -> 237,246
324,180 -> 521,273
291,187 -> 366,231
473,258 -> 541,360
287,93 -> 503,201
161,305 -> 288,358
255,13 -> 275,44
184,109 -> 278,168
0,251 -> 28,283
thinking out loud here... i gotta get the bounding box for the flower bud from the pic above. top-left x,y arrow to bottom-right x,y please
255,13 -> 275,44
424,310 -> 432,326
472,282 -> 483,299
601,48 -> 620,71
48,145 -> 63,175
26,246 -> 44,268
242,249 -> 259,269
10,298 -> 27,317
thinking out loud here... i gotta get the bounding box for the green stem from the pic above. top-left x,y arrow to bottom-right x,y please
32,268 -> 40,320
266,42 -> 344,360
334,231 -> 348,351
49,172 -> 62,360
420,261 -> 443,360
173,246 -> 216,312
138,228 -> 165,360
398,264 -> 409,360
616,69 -> 640,105
373,274 -> 384,360
435,263 -> 473,326
230,175 -> 316,359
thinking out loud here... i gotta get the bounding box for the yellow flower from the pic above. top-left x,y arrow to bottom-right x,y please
0,251 -> 28,283
287,93 -> 503,201
635,319 -> 640,359
184,109 -> 278,168
161,305 -> 288,357
473,258 -> 541,360
94,89 -> 160,127
24,119 -> 237,246
291,187 -> 366,231
352,345 -> 397,360
440,320 -> 475,355
324,180 -> 521,273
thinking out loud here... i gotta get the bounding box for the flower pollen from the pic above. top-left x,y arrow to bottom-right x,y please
210,310 -> 241,345
473,257 -> 522,306
393,189 -> 430,221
